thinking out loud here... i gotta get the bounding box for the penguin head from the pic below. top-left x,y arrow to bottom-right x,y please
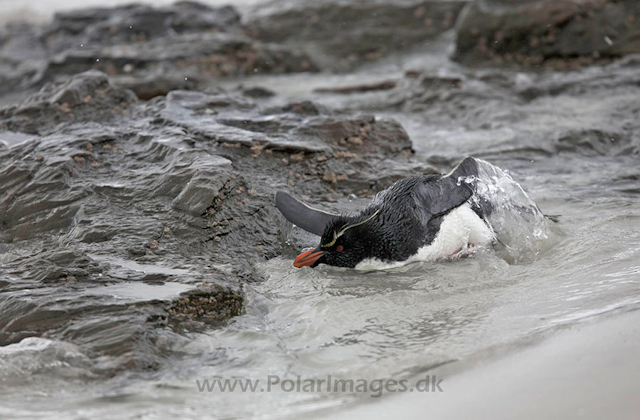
293,209 -> 380,268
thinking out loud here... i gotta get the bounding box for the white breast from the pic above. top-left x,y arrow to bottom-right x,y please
355,203 -> 494,270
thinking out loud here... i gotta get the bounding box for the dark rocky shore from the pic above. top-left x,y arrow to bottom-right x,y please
1,0 -> 639,377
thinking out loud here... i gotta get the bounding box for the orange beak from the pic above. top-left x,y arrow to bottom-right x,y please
293,249 -> 323,268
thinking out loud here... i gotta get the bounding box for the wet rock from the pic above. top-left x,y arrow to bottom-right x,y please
160,90 -> 415,196
314,80 -> 397,94
201,175 -> 284,263
168,285 -> 243,327
555,128 -> 629,156
0,145 -> 86,242
247,0 -> 468,71
241,86 -> 276,98
162,90 -> 332,152
43,32 -> 318,84
454,0 -> 640,68
0,2 -> 318,100
112,74 -> 197,100
0,70 -> 137,134
171,156 -> 233,217
9,249 -> 106,283
272,100 -> 326,116
301,114 -> 412,155
0,278 -> 173,374
45,2 -> 241,48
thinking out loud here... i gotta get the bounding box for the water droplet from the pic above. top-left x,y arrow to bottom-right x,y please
96,58 -> 99,62
347,194 -> 357,202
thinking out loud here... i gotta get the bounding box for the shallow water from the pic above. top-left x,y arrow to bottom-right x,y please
2,2 -> 640,419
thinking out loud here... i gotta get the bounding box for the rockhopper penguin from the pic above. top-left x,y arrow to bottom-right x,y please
276,157 -> 498,269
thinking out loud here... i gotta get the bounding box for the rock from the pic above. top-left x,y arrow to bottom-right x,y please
45,2 -> 241,48
314,80 -> 397,94
162,90 -> 413,160
454,0 -> 640,68
168,285 -> 243,327
0,138 -> 88,242
0,2 -> 318,100
246,0 -> 468,71
0,70 -> 137,134
112,74 -> 197,100
555,128 -> 629,156
241,86 -> 276,98
0,131 -> 36,148
162,90 -> 332,152
300,114 -> 412,155
171,156 -> 233,217
43,32 -> 318,84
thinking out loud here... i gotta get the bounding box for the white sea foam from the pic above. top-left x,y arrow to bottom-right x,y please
463,159 -> 549,264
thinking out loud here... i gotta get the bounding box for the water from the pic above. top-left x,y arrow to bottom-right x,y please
2,170 -> 639,418
464,158 -> 549,264
1,1 -> 640,418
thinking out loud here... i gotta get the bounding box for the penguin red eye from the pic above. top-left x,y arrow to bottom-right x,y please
336,245 -> 344,252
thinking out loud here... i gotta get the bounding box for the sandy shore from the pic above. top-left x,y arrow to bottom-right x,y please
324,308 -> 640,420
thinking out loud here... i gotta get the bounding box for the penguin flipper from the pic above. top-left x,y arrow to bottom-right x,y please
446,156 -> 479,181
275,191 -> 341,236
414,157 -> 479,216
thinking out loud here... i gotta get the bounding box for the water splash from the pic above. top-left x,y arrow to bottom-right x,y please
460,159 -> 549,264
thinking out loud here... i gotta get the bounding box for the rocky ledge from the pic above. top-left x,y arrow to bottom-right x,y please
0,67 -> 431,374
454,0 -> 640,69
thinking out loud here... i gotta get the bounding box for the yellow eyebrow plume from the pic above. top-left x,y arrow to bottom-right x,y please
321,209 -> 380,247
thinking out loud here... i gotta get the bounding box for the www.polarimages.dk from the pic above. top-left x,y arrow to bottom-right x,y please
196,375 -> 444,398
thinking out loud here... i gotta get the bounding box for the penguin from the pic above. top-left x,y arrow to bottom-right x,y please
276,157 -> 498,269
